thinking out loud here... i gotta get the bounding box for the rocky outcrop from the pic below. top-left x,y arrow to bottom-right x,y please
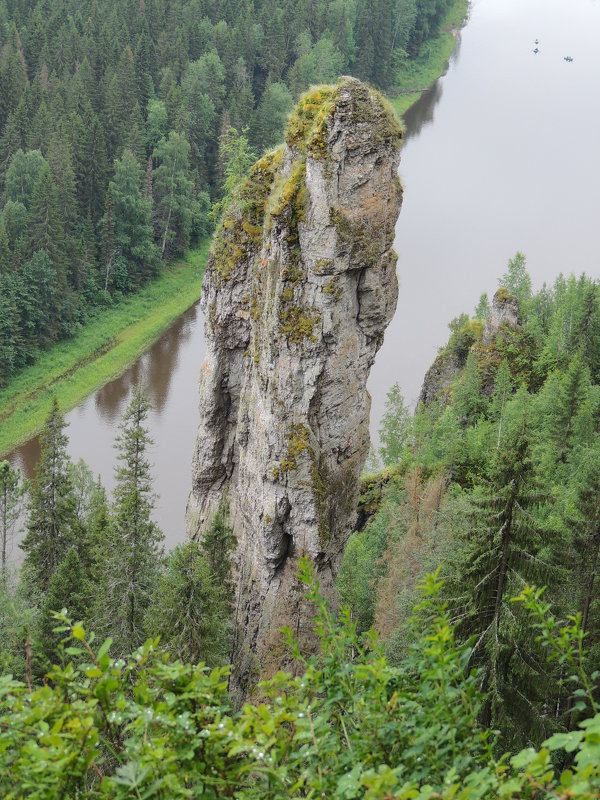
419,346 -> 467,407
419,289 -> 521,407
482,288 -> 519,345
186,77 -> 402,702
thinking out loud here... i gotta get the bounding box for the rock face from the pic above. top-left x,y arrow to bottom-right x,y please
186,77 -> 402,702
419,346 -> 466,407
483,288 -> 519,345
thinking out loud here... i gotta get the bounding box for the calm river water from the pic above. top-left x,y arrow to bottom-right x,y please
7,0 -> 600,560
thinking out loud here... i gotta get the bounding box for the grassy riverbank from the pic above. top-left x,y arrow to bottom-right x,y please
0,242 -> 210,457
390,0 -> 469,116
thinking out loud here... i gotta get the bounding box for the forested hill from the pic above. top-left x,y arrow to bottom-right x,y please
0,0 -> 456,387
341,254 -> 600,751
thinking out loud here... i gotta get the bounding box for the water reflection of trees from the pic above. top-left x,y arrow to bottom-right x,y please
146,306 -> 196,412
403,34 -> 462,141
94,304 -> 198,420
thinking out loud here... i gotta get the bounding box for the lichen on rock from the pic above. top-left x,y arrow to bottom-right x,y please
186,76 -> 403,704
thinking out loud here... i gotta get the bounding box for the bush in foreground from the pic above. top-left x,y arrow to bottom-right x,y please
0,562 -> 599,798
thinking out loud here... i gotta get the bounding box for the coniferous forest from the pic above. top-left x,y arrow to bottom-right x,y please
0,0 -> 456,386
2,1 -> 600,798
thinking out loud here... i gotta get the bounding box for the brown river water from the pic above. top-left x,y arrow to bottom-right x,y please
6,0 -> 600,561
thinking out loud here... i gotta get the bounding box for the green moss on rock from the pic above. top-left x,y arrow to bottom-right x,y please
210,148 -> 282,285
279,305 -> 320,344
285,85 -> 337,159
279,424 -> 313,473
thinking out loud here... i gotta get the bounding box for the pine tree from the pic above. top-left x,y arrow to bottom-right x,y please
21,399 -> 78,593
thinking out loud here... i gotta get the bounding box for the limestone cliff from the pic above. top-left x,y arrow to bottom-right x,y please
186,77 -> 402,702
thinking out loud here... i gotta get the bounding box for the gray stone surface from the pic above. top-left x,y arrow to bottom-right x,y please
483,289 -> 519,345
186,77 -> 402,703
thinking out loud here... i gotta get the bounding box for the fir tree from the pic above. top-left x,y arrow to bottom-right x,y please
99,386 -> 163,654
450,397 -> 554,743
21,399 -> 78,593
38,548 -> 91,668
0,460 -> 25,583
145,541 -> 232,665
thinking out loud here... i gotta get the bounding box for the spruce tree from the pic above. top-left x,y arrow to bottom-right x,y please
569,445 -> 600,647
38,548 -> 91,668
27,162 -> 67,284
21,399 -> 78,593
450,396 -> 554,743
0,460 -> 25,583
145,541 -> 231,665
201,509 -> 237,608
100,386 -> 163,654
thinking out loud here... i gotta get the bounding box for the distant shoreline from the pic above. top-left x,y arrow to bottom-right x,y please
389,0 -> 469,118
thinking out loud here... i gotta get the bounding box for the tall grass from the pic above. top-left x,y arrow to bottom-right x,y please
0,242 -> 210,456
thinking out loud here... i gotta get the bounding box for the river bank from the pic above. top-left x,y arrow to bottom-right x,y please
0,243 -> 209,457
390,0 -> 469,116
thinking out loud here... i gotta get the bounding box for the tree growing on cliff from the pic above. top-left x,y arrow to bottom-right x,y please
379,383 -> 412,466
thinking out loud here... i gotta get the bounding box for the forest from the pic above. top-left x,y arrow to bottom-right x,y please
2,253 -> 600,796
0,0 -> 456,386
3,0 -> 600,797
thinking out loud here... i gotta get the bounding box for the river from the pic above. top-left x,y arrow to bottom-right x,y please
7,0 -> 600,562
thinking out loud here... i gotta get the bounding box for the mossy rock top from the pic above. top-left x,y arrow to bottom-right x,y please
285,77 -> 403,159
209,77 -> 402,286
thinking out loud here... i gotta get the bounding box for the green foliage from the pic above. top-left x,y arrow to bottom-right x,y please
106,149 -> 157,289
500,251 -> 532,312
94,386 -> 163,655
341,254 -> 600,751
2,567 -> 600,798
379,383 -> 412,466
21,399 -> 79,593
0,0 -> 452,389
146,541 -> 232,666
152,131 -> 193,258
